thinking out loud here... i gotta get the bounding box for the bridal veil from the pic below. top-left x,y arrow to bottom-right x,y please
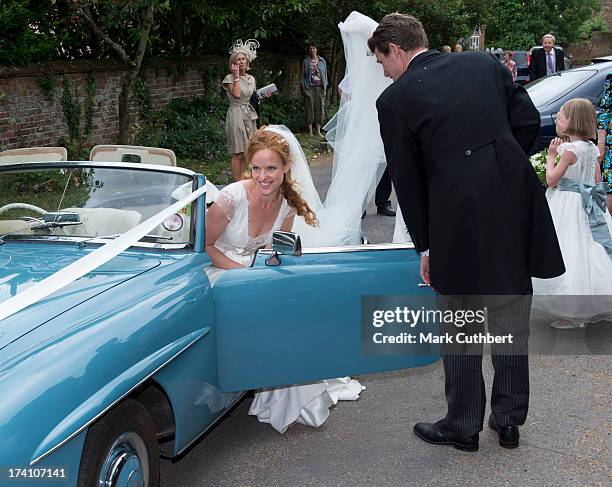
266,12 -> 392,247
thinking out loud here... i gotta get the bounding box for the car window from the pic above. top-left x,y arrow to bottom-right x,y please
0,166 -> 194,245
512,52 -> 528,65
526,70 -> 597,108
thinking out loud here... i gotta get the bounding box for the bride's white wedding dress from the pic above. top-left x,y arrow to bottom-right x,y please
248,12 -> 406,433
249,377 -> 364,433
205,180 -> 365,433
216,11 -> 405,434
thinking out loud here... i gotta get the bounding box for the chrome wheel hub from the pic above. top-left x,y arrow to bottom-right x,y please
99,432 -> 149,487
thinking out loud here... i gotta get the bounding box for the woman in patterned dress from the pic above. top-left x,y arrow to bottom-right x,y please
595,72 -> 612,213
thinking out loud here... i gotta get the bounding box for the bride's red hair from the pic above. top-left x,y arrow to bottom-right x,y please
245,128 -> 318,227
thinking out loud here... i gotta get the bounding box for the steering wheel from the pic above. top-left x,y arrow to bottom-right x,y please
0,203 -> 47,216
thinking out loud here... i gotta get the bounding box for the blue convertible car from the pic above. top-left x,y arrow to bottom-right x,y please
0,161 -> 437,487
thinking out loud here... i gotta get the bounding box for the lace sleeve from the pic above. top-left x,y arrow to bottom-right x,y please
215,187 -> 236,220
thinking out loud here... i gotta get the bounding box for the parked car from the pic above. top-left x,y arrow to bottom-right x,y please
526,59 -> 612,154
493,50 -> 530,85
0,161 -> 437,487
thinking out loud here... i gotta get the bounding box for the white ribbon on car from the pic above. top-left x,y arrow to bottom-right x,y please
0,185 -> 207,322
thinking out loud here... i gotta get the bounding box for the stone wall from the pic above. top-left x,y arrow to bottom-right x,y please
0,54 -> 302,151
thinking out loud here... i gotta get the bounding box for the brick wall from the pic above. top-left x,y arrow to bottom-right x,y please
603,0 -> 612,29
567,31 -> 612,64
0,54 -> 301,151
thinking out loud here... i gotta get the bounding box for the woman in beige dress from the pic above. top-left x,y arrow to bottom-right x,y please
223,40 -> 260,181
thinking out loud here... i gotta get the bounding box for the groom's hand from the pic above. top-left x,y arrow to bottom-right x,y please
420,255 -> 431,286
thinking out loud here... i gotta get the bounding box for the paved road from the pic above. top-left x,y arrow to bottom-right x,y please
161,156 -> 611,487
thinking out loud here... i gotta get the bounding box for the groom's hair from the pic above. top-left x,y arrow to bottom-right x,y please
367,13 -> 428,54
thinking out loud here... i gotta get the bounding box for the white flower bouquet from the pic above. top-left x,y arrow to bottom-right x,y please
529,149 -> 558,187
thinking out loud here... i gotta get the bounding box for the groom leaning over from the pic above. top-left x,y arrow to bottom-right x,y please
368,14 -> 565,451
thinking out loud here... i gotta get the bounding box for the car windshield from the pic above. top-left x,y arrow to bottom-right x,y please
0,165 -> 195,245
526,69 -> 597,108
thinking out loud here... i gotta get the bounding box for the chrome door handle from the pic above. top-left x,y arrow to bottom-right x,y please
417,283 -> 430,287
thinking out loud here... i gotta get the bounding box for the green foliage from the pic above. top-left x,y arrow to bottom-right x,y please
37,72 -> 57,103
0,0 -> 59,65
166,62 -> 188,83
529,148 -> 557,187
137,96 -> 232,183
61,76 -> 82,143
0,0 -> 606,67
294,132 -> 331,160
133,76 -> 152,122
62,140 -> 91,161
60,72 -> 96,154
198,63 -> 228,94
135,88 -> 335,184
484,0 -> 603,49
167,0 -> 314,55
259,94 -> 305,131
579,12 -> 609,41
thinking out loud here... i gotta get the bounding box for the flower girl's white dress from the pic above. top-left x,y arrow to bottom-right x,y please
532,141 -> 612,323
206,181 -> 365,433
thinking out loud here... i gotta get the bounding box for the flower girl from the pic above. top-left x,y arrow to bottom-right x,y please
533,98 -> 612,328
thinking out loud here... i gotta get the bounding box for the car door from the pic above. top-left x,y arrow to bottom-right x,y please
213,243 -> 439,392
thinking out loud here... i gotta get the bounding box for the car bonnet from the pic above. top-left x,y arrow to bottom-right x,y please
0,243 -> 160,350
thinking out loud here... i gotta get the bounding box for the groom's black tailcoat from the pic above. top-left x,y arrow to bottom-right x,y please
377,50 -> 565,295
377,50 -> 566,435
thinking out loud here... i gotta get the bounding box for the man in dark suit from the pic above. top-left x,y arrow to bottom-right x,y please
529,34 -> 565,81
368,14 -> 565,451
374,168 -> 396,216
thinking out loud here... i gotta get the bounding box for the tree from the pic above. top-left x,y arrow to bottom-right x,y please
0,0 -> 91,65
71,0 -> 169,143
483,0 -> 602,49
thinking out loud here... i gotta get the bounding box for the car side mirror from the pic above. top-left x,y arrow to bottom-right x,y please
265,231 -> 302,266
272,231 -> 302,256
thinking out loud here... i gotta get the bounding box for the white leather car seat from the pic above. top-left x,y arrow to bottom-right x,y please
57,208 -> 143,237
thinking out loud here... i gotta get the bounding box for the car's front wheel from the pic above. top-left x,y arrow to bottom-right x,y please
78,399 -> 160,487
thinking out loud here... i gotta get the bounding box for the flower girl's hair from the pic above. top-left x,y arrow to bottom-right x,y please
559,98 -> 597,140
246,128 -> 318,227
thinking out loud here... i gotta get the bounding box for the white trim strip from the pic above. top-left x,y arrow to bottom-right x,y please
0,185 -> 207,322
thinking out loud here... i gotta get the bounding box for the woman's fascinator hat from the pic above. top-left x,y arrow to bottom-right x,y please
229,39 -> 260,62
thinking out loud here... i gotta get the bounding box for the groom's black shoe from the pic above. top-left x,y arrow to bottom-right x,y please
413,421 -> 479,452
376,201 -> 396,217
488,414 -> 520,449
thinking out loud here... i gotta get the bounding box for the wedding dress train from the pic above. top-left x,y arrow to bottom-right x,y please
249,378 -> 365,433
